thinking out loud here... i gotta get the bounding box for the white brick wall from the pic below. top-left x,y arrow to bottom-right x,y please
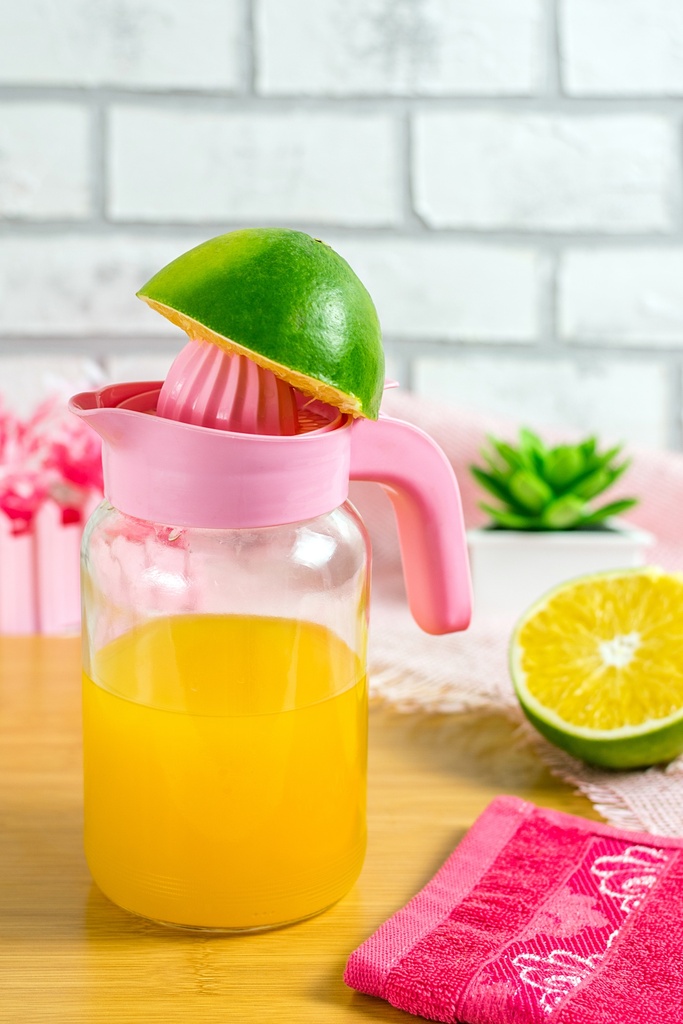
414,356 -> 669,447
3,0 -> 683,448
0,355 -> 102,415
414,113 -> 676,232
106,353 -> 182,384
0,236 -> 196,337
329,238 -> 539,341
1,233 -> 536,345
1,0 -> 244,90
108,108 -> 402,225
256,0 -> 543,96
561,250 -> 683,344
561,0 -> 683,96
0,103 -> 90,219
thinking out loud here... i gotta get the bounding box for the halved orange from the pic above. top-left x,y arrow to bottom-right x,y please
511,568 -> 683,768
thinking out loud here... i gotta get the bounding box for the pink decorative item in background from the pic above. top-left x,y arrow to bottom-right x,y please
0,395 -> 103,634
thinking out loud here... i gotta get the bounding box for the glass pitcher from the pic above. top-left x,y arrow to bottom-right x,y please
71,379 -> 471,931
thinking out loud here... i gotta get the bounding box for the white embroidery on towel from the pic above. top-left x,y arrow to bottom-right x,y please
590,845 -> 668,913
512,844 -> 668,1016
513,947 -> 608,1013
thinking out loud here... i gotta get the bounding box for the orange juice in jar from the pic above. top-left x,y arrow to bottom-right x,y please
83,614 -> 367,931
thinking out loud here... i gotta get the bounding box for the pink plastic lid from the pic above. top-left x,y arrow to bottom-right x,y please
70,379 -> 472,634
70,382 -> 353,530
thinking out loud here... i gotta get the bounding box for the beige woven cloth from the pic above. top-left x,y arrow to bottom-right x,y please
358,392 -> 683,838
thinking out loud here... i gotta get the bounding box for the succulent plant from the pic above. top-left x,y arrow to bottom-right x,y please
470,428 -> 638,531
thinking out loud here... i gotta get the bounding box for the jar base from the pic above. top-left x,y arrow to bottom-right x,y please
116,895 -> 346,935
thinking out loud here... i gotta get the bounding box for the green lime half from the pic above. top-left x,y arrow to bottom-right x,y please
137,228 -> 385,419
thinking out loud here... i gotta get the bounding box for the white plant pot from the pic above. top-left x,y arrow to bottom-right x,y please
466,520 -> 654,622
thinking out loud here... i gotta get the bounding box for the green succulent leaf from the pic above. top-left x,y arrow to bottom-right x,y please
508,469 -> 554,513
591,444 -> 624,472
480,504 -> 539,530
469,466 -> 515,506
484,436 -> 524,472
543,446 -> 586,492
471,428 -> 639,530
571,451 -> 630,491
519,427 -> 544,451
572,467 -> 612,500
541,494 -> 587,529
579,498 -> 639,528
480,449 -> 504,475
604,458 -> 631,483
580,436 -> 597,461
518,428 -> 546,472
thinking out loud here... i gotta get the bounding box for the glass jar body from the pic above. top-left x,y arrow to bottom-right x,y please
81,501 -> 370,931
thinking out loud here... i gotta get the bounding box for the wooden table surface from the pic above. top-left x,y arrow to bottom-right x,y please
0,636 -> 599,1024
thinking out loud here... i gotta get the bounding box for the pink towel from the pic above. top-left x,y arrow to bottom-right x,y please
345,796 -> 683,1023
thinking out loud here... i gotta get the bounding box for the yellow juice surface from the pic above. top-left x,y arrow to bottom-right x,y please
83,614 -> 367,930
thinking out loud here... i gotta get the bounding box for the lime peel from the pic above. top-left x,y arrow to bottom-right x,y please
137,228 -> 385,420
140,297 -> 366,417
513,675 -> 683,741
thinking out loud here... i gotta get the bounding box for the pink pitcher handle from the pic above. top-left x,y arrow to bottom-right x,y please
350,415 -> 472,634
